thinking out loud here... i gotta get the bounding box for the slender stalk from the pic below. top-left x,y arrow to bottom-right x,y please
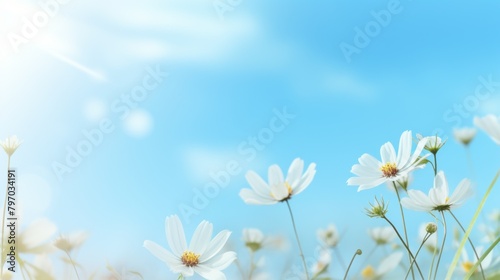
233,258 -> 245,279
64,251 -> 81,280
448,211 -> 485,280
433,153 -> 438,176
428,230 -> 439,280
0,155 -> 11,276
248,250 -> 255,280
333,247 -> 347,270
285,200 -> 310,280
434,211 -> 447,280
343,249 -> 361,280
446,169 -> 500,280
382,216 -> 424,280
404,233 -> 430,280
357,244 -> 377,274
394,184 -> 415,280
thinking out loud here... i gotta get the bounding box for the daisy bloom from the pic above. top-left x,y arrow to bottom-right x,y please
416,134 -> 446,154
474,114 -> 500,145
144,215 -> 236,280
54,231 -> 89,253
0,135 -> 22,156
317,224 -> 339,248
310,248 -> 331,277
347,130 -> 429,191
360,252 -> 403,280
239,157 -> 316,205
460,247 -> 500,277
243,228 -> 264,252
453,127 -> 476,146
368,226 -> 396,245
401,171 -> 473,212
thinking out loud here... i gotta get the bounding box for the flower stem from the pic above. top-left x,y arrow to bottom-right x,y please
448,210 -> 485,280
0,155 -> 11,277
433,153 -> 438,176
394,185 -> 416,280
342,249 -> 361,280
404,233 -> 430,280
248,250 -> 255,280
285,200 -> 310,280
64,251 -> 81,280
434,211 -> 447,280
333,246 -> 347,270
383,216 -> 424,280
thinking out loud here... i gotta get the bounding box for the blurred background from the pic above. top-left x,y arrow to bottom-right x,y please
1,0 -> 500,279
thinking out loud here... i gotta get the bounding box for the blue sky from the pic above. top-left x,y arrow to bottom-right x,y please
1,0 -> 500,279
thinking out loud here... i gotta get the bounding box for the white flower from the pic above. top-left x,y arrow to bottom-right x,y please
360,252 -> 403,279
453,127 -> 477,146
416,134 -> 445,154
401,171 -> 473,212
239,158 -> 316,204
347,130 -> 429,191
0,135 -> 21,156
16,218 -> 57,255
460,247 -> 500,276
317,224 -> 339,247
419,223 -> 438,253
368,226 -> 396,245
243,228 -> 264,252
54,231 -> 88,253
144,215 -> 236,280
474,115 -> 500,145
310,248 -> 331,277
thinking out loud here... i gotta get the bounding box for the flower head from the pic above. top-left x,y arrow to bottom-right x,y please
239,158 -> 316,205
453,127 -> 477,146
242,228 -> 264,252
401,171 -> 473,212
368,226 -> 396,245
144,215 -> 236,280
54,231 -> 88,253
347,130 -> 429,191
0,135 -> 21,156
416,134 -> 446,154
474,115 -> 500,145
317,224 -> 339,248
360,252 -> 403,279
365,197 -> 388,218
419,223 -> 438,253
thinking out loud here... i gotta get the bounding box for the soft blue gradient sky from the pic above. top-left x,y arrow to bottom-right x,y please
1,0 -> 500,279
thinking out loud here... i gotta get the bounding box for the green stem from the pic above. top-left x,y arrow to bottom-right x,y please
434,211 -> 447,280
248,250 -> 255,280
383,217 -> 424,280
394,185 -> 416,280
446,169 -> 500,280
64,251 -> 81,280
333,247 -> 347,271
433,153 -> 438,176
0,155 -> 11,276
428,217 -> 440,280
448,211 -> 485,280
342,249 -> 361,280
285,200 -> 310,280
465,235 -> 500,279
405,233 -> 430,280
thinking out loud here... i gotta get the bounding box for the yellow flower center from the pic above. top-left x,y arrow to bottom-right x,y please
461,261 -> 474,273
361,265 -> 376,278
270,182 -> 293,202
181,251 -> 200,267
380,162 -> 398,178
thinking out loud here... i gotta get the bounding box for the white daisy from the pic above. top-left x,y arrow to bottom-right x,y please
460,247 -> 500,277
368,226 -> 396,245
0,135 -> 22,156
416,134 -> 446,154
360,252 -> 403,279
474,115 -> 500,145
310,248 -> 331,277
239,158 -> 316,205
54,231 -> 88,253
347,130 -> 429,191
453,127 -> 477,146
401,171 -> 473,212
144,215 -> 236,280
317,224 -> 339,248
